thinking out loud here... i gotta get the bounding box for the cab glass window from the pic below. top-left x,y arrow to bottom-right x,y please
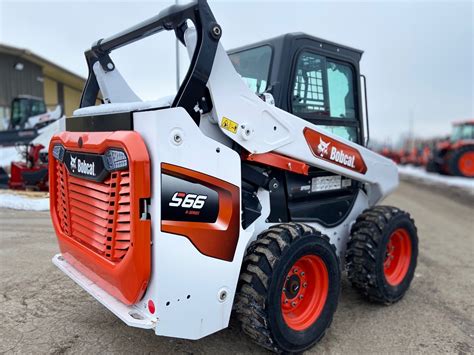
327,61 -> 355,119
452,124 -> 474,141
30,100 -> 46,116
315,125 -> 358,142
11,99 -> 29,126
291,51 -> 359,142
292,53 -> 327,115
229,45 -> 272,94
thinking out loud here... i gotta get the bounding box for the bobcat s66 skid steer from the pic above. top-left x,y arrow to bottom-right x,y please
49,1 -> 419,352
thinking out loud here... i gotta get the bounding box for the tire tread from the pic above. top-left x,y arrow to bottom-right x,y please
346,205 -> 417,304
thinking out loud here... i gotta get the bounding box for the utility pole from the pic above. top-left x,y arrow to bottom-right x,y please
175,0 -> 180,91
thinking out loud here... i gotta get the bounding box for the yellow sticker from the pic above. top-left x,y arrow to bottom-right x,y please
221,117 -> 238,134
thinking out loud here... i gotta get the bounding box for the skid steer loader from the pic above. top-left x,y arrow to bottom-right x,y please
49,1 -> 418,352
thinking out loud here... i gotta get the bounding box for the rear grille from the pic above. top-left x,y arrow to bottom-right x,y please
55,160 -> 131,262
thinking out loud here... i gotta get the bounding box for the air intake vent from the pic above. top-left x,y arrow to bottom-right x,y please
55,162 -> 131,262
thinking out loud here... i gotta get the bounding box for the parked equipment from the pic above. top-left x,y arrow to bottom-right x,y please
427,120 -> 474,177
0,96 -> 62,147
48,1 -> 419,353
4,144 -> 49,191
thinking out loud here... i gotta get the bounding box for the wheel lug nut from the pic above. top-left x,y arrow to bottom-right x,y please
303,282 -> 307,288
293,268 -> 298,273
284,299 -> 288,304
300,272 -> 305,276
299,295 -> 304,299
291,302 -> 296,307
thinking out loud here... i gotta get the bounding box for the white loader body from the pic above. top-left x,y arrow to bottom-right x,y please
51,3 -> 398,342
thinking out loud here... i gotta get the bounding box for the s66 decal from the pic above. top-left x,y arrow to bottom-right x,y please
160,163 -> 241,262
161,174 -> 218,223
304,127 -> 368,174
169,192 -> 208,209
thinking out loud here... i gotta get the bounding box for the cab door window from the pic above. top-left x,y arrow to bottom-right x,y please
292,53 -> 328,115
327,61 -> 356,119
291,51 -> 359,142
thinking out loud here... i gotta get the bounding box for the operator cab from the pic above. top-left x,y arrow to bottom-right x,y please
229,34 -> 367,228
228,33 -> 366,145
9,96 -> 47,130
451,120 -> 474,142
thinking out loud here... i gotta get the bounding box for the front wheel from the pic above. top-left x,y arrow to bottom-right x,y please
346,206 -> 418,304
235,223 -> 340,353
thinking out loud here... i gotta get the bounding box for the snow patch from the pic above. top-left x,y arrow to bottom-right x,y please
0,192 -> 50,211
73,96 -> 174,116
398,165 -> 474,194
0,146 -> 22,168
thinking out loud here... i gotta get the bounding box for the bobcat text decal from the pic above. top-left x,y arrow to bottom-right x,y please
69,155 -> 96,176
304,127 -> 367,174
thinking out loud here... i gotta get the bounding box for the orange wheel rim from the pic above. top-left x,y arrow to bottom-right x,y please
281,255 -> 329,331
458,152 -> 474,176
384,228 -> 412,286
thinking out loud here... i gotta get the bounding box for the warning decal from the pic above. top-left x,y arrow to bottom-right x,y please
221,117 -> 238,134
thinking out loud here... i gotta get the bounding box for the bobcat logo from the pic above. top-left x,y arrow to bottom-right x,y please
317,138 -> 330,157
70,156 -> 77,171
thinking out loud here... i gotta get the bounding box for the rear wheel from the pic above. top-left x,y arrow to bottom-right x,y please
346,206 -> 418,304
449,146 -> 474,177
235,223 -> 340,353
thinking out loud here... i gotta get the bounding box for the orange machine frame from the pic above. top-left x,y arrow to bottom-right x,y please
49,131 -> 151,305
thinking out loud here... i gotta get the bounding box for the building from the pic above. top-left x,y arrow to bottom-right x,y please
0,43 -> 88,121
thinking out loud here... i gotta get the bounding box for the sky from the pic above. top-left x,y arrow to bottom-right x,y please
0,0 -> 472,144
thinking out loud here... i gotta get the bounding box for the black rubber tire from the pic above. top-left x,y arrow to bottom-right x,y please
345,206 -> 418,304
235,223 -> 340,353
448,145 -> 474,177
426,159 -> 440,173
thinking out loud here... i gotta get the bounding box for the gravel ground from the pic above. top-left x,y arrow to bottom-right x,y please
0,180 -> 473,354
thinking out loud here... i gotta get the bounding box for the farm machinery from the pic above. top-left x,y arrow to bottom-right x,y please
427,120 -> 474,177
0,96 -> 62,147
0,144 -> 49,191
48,1 -> 419,352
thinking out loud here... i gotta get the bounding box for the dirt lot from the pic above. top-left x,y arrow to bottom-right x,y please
1,180 -> 473,354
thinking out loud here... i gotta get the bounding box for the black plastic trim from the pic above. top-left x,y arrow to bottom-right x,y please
66,113 -> 133,132
80,0 -> 220,126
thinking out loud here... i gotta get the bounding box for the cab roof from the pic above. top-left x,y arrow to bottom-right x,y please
228,32 -> 364,62
453,119 -> 474,126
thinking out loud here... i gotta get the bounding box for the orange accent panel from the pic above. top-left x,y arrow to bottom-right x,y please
49,131 -> 151,305
161,163 -> 240,262
243,152 -> 309,175
303,127 -> 368,174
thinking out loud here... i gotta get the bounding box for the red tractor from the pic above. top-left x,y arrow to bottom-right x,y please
380,147 -> 402,164
6,144 -> 49,191
427,120 -> 474,177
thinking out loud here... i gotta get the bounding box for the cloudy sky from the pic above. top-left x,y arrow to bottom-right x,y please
0,0 -> 472,144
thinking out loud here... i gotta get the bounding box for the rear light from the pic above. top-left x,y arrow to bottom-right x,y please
52,144 -> 65,162
104,149 -> 128,171
147,299 -> 155,314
